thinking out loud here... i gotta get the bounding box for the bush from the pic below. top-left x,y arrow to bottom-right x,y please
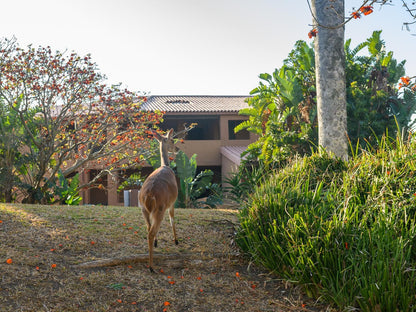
237,134 -> 416,311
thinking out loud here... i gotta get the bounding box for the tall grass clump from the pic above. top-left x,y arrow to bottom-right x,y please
237,134 -> 416,311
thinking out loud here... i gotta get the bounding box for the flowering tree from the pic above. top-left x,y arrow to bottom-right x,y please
0,38 -> 162,203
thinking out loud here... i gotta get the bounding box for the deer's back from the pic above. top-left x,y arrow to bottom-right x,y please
139,166 -> 178,209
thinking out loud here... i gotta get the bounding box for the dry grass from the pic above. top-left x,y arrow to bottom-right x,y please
0,203 -> 331,312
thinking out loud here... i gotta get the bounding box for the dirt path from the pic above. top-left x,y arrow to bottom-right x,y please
0,204 -> 332,311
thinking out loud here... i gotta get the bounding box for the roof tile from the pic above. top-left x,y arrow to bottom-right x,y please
140,95 -> 249,113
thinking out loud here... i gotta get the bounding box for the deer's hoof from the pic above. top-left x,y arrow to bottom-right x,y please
149,266 -> 155,273
154,239 -> 158,248
175,239 -> 179,245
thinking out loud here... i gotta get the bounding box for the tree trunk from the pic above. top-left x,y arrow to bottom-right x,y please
311,0 -> 348,160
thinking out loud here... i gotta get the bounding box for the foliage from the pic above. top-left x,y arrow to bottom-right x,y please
145,139 -> 163,169
172,150 -> 221,208
0,37 -> 162,203
237,132 -> 416,311
0,97 -> 25,202
236,40 -> 316,168
237,31 -> 416,169
224,161 -> 269,205
117,173 -> 143,192
345,30 -> 416,146
54,171 -> 82,205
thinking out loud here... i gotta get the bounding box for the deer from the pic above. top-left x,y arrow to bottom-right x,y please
139,129 -> 178,272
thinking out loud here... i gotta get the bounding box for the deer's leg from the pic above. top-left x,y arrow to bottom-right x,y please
142,207 -> 158,247
141,207 -> 151,232
169,206 -> 178,245
147,213 -> 163,273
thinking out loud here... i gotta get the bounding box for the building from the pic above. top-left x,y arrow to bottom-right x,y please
80,95 -> 256,205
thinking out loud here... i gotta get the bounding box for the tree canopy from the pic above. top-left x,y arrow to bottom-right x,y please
0,38 -> 162,203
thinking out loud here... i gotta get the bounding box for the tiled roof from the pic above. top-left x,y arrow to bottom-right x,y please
140,95 -> 249,113
220,146 -> 248,166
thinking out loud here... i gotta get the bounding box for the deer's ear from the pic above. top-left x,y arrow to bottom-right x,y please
167,129 -> 174,139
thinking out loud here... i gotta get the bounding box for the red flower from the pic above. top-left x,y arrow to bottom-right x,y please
308,28 -> 318,39
401,76 -> 411,86
351,11 -> 361,19
360,6 -> 373,16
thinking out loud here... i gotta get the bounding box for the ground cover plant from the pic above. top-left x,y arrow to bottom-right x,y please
237,133 -> 416,311
0,204 -> 330,312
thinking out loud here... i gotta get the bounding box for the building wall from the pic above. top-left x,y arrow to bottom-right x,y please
221,154 -> 240,186
171,113 -> 255,166
80,112 -> 257,206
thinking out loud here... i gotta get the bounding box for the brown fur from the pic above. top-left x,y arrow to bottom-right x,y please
139,130 -> 178,272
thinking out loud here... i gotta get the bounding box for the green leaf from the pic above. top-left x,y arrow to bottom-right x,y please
175,151 -> 195,183
259,73 -> 272,82
381,51 -> 393,67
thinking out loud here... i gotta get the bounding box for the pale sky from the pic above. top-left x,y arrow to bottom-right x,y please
1,0 -> 415,95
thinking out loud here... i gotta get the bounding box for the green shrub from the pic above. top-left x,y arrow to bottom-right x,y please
172,150 -> 221,208
237,135 -> 416,311
55,171 -> 82,205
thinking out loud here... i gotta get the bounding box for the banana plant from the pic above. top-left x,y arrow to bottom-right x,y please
172,150 -> 219,208
55,170 -> 82,205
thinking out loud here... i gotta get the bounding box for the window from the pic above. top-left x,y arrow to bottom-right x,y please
228,120 -> 250,140
161,115 -> 220,140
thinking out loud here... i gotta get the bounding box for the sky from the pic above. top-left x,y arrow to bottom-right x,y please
1,0 -> 415,96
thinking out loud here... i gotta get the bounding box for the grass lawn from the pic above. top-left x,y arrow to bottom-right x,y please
0,203 -> 329,312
